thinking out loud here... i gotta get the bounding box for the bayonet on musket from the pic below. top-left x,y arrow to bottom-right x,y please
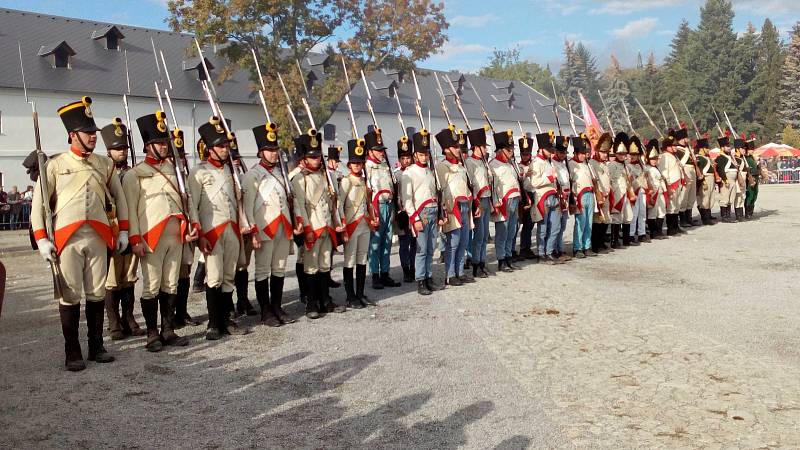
634,97 -> 664,139
122,50 -> 136,165
597,89 -> 615,136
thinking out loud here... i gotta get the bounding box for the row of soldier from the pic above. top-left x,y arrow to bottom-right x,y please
29,97 -> 759,371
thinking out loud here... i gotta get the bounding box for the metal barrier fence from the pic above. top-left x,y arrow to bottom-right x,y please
764,168 -> 800,184
0,203 -> 30,230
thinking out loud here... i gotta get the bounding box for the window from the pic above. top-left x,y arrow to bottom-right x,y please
54,51 -> 70,68
0,110 -> 3,135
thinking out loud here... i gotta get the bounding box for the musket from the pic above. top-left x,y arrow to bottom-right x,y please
411,70 -> 445,221
122,50 -> 136,166
295,59 -> 310,99
250,48 -> 302,245
153,47 -> 194,221
681,101 -> 701,139
597,90 -> 615,135
150,38 -> 165,112
620,100 -> 636,136
469,82 -> 528,210
569,99 -> 607,219
277,73 -> 302,134
193,38 -> 251,232
436,74 -> 475,196
551,82 -> 563,136
668,100 -> 703,181
359,68 -> 397,187
619,99 -> 654,194
634,97 -> 664,139
527,94 -> 543,133
19,41 -> 66,301
340,59 -> 377,226
711,105 -> 725,137
722,110 -> 748,188
615,100 -> 641,202
548,84 -> 572,210
659,106 -> 669,132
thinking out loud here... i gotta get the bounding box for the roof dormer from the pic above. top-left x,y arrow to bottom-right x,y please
38,41 -> 76,69
183,57 -> 215,81
92,25 -> 125,50
492,80 -> 514,94
383,69 -> 405,84
492,93 -> 515,109
371,79 -> 398,98
446,72 -> 466,95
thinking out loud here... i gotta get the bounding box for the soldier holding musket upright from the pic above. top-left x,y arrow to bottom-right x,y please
714,132 -> 737,223
744,135 -> 759,219
464,126 -> 495,278
124,112 -> 196,352
365,129 -> 401,290
243,122 -> 302,326
626,136 -> 650,243
527,131 -> 562,264
590,132 -> 612,253
645,139 -> 668,239
732,137 -> 748,222
658,132 -> 686,234
32,98 -> 129,371
694,137 -> 718,225
568,134 -> 596,258
100,120 -> 143,341
188,118 -> 251,339
489,130 -> 522,272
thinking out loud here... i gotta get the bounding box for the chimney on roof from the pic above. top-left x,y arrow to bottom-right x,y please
448,72 -> 466,96
92,25 -> 125,50
38,41 -> 76,69
383,69 -> 405,84
371,79 -> 398,99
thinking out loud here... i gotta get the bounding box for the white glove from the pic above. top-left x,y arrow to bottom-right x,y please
116,231 -> 129,253
36,238 -> 56,262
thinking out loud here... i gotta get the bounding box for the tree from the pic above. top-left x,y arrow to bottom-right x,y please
574,42 -> 601,107
778,22 -> 800,128
600,54 -> 631,134
751,19 -> 784,141
629,52 -> 664,136
558,40 -> 600,111
478,47 -> 557,95
663,20 -> 692,105
734,23 -> 759,128
167,0 -> 449,145
682,0 -> 739,133
781,123 -> 800,148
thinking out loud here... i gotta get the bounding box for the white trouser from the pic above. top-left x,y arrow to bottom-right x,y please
630,190 -> 646,236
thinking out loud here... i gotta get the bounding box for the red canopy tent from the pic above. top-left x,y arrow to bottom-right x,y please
753,143 -> 800,158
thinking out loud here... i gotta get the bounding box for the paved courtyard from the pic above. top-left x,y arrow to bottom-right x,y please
1,184 -> 798,449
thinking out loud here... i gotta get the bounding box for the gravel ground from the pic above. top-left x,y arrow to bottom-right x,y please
0,184 -> 798,449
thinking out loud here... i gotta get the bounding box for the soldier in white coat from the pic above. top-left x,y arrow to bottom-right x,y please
644,139 -> 668,239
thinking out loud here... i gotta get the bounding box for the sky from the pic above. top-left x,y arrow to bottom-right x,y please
2,0 -> 799,74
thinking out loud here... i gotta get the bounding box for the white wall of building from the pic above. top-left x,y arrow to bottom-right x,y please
0,88 -> 262,188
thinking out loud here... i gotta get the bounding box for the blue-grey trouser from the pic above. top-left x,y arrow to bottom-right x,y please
369,201 -> 393,275
573,192 -> 594,252
537,195 -> 562,257
471,197 -> 491,264
445,201 -> 470,278
494,197 -> 519,260
415,206 -> 438,281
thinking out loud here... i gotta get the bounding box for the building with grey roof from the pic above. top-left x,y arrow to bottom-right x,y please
0,6 -> 583,188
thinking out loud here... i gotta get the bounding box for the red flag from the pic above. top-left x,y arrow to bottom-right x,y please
579,92 -> 604,151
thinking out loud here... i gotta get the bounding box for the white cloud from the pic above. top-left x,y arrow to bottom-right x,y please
590,0 -> 689,15
611,17 -> 659,38
450,14 -> 500,27
430,41 -> 491,60
731,0 -> 800,14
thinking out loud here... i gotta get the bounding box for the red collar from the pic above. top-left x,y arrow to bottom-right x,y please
445,156 -> 459,164
70,146 -> 88,158
415,161 -> 428,168
208,157 -> 224,168
572,156 -> 582,163
470,154 -> 482,161
145,155 -> 165,165
495,153 -> 508,163
537,153 -> 548,161
367,156 -> 381,164
259,161 -> 275,171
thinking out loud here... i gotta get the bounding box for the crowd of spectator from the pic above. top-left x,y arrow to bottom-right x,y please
0,185 -> 34,230
758,157 -> 800,184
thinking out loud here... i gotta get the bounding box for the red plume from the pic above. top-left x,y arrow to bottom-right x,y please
740,132 -> 746,139
703,132 -> 710,139
750,132 -> 757,140
724,129 -> 731,137
691,139 -> 697,147
680,122 -> 687,130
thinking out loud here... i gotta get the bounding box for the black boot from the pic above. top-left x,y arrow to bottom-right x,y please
417,279 -> 432,296
270,275 -> 294,324
223,291 -> 251,335
140,297 -> 163,352
305,273 -> 322,320
735,207 -> 744,222
622,224 -> 634,246
356,264 -> 375,306
295,263 -> 306,304
425,277 -> 442,292
686,210 -> 696,226
380,272 -> 401,288
174,277 -> 200,328
344,267 -> 362,309
256,278 -> 281,327
104,289 -> 125,340
326,271 -> 341,288
122,286 -> 145,336
499,258 -> 513,273
479,262 -> 492,277
666,214 -> 677,236
679,211 -> 689,227
192,261 -> 206,293
473,263 -> 480,279
646,219 -> 657,239
322,272 -> 346,313
372,273 -> 384,290
59,304 -> 86,371
85,300 -> 115,363
507,256 -> 521,270
159,292 -> 189,346
402,265 -> 414,283
654,218 -> 665,238
611,224 -> 622,248
205,287 -> 223,340
234,270 -> 256,316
